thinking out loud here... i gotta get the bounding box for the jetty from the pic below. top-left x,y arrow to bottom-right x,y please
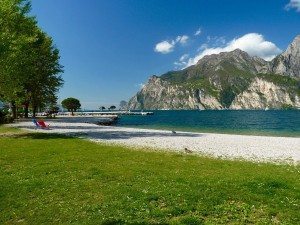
56,111 -> 154,116
52,111 -> 154,126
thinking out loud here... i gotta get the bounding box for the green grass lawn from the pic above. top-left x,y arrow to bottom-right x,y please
0,126 -> 299,224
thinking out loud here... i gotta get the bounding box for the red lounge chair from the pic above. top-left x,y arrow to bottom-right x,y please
32,119 -> 40,128
37,120 -> 50,129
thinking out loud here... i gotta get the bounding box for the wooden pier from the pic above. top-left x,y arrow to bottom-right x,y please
57,111 -> 154,117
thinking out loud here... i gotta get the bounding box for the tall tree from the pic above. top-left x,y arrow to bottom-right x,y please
21,30 -> 63,117
0,0 -> 36,118
109,105 -> 116,111
61,98 -> 81,116
0,0 -> 63,118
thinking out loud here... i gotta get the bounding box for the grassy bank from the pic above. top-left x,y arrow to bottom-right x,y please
0,126 -> 299,224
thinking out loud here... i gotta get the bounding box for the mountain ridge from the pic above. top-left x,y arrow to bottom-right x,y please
128,35 -> 300,110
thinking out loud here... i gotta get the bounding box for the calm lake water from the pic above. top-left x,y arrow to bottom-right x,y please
117,110 -> 300,137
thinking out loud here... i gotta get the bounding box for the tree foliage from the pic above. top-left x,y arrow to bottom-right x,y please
61,98 -> 81,115
119,100 -> 127,110
109,105 -> 116,111
219,86 -> 236,108
0,0 -> 64,118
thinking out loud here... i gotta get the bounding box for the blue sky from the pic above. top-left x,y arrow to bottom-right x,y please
30,0 -> 300,109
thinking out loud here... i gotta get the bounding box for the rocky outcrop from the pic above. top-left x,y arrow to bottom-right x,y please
128,35 -> 300,110
128,76 -> 222,109
128,75 -> 299,110
271,35 -> 300,78
230,78 -> 300,109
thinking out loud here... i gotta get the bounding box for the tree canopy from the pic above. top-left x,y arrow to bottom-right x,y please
0,0 -> 64,118
109,105 -> 116,111
119,100 -> 127,110
61,98 -> 81,116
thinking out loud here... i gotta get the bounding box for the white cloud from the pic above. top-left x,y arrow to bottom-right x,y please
179,54 -> 189,62
183,33 -> 281,67
154,35 -> 189,54
174,61 -> 185,67
206,36 -> 226,46
198,43 -> 208,51
194,28 -> 202,36
285,0 -> 300,12
154,40 -> 175,54
174,61 -> 187,69
176,35 -> 189,44
174,54 -> 189,68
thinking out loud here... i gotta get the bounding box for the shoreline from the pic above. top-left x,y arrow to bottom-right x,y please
16,117 -> 300,138
114,125 -> 300,138
9,120 -> 300,165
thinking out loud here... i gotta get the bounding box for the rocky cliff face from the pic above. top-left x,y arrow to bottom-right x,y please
128,35 -> 300,110
271,35 -> 300,78
129,76 -> 222,110
230,78 -> 300,109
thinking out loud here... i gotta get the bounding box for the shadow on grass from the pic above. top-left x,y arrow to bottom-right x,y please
0,132 -> 74,140
27,133 -> 75,139
9,125 -> 203,141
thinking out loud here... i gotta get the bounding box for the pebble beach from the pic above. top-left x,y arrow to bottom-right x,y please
10,120 -> 300,165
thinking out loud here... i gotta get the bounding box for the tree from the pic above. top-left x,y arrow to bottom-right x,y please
0,0 -> 37,118
0,0 -> 63,119
119,100 -> 127,110
109,105 -> 116,111
21,30 -> 63,117
220,86 -> 236,108
61,98 -> 81,116
99,106 -> 105,111
45,103 -> 60,116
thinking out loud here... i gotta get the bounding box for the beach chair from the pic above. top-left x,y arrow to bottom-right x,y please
37,120 -> 50,129
32,119 -> 40,129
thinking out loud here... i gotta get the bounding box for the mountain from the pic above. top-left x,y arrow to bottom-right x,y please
128,36 -> 300,110
271,35 -> 300,78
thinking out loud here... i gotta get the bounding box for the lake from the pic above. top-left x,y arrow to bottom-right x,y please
117,110 -> 300,137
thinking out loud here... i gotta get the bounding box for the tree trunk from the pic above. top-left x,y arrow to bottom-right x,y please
32,105 -> 37,118
24,102 -> 29,118
71,109 -> 74,116
11,101 -> 17,119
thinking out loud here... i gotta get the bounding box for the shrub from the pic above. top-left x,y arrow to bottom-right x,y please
0,110 -> 14,124
219,86 -> 236,108
282,104 -> 295,110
